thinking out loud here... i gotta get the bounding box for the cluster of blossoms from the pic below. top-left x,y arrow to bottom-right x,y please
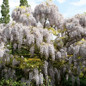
64,13 -> 86,45
34,0 -> 64,29
21,68 -> 43,85
40,43 -> 55,60
1,22 -> 55,60
12,6 -> 36,26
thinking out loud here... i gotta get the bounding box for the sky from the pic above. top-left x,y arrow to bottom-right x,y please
0,0 -> 86,18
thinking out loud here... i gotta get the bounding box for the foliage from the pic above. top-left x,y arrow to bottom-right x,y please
6,42 -> 43,69
52,60 -> 66,69
0,18 -> 3,23
48,27 -> 58,35
25,13 -> 30,17
20,0 -> 29,7
75,38 -> 86,45
62,77 -> 86,86
62,77 -> 72,86
0,78 -> 26,86
57,28 -> 67,33
1,0 -> 10,24
80,78 -> 86,86
19,57 -> 43,69
16,6 -> 26,9
7,42 -> 30,57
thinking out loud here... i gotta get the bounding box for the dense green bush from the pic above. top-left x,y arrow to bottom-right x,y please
20,0 -> 29,7
62,77 -> 86,86
1,0 -> 10,24
0,78 -> 26,86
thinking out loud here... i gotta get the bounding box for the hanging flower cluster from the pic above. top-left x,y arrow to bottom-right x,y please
12,6 -> 36,26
